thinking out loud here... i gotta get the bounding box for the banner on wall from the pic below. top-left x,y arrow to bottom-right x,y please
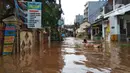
14,0 -> 28,24
18,1 -> 28,24
106,24 -> 110,33
27,2 -> 42,28
3,24 -> 16,55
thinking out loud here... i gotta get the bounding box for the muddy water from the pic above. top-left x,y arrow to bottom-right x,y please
0,37 -> 130,73
62,38 -> 110,73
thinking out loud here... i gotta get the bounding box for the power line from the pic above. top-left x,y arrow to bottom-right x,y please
87,1 -> 108,24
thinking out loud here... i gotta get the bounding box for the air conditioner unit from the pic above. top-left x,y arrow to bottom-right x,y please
115,4 -> 124,8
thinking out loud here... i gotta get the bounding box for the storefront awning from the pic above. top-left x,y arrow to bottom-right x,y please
76,28 -> 86,33
80,21 -> 90,29
92,24 -> 98,26
2,16 -> 23,25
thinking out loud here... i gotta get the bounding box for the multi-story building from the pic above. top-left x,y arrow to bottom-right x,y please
102,0 -> 130,42
86,0 -> 130,42
74,14 -> 84,37
84,0 -> 107,40
74,14 -> 84,25
84,0 -> 107,24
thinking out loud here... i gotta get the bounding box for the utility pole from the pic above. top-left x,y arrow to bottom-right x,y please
31,0 -> 38,49
48,27 -> 51,48
59,0 -> 61,6
14,0 -> 20,54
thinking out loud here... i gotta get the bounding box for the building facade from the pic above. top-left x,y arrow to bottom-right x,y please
90,0 -> 130,42
84,0 -> 107,40
74,14 -> 84,25
102,0 -> 130,42
84,1 -> 107,24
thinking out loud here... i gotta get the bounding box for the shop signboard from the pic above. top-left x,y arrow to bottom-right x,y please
4,36 -> 15,43
3,24 -> 16,55
27,2 -> 42,28
3,45 -> 14,54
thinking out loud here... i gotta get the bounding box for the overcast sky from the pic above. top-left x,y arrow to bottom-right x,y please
60,0 -> 98,25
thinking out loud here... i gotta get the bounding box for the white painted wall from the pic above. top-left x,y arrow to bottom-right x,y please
102,22 -> 105,38
109,16 -> 120,35
102,16 -> 120,42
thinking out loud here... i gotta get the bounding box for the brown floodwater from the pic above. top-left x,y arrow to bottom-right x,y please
0,37 -> 130,73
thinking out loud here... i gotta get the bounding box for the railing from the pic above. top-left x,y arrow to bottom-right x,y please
115,0 -> 130,5
118,34 -> 127,42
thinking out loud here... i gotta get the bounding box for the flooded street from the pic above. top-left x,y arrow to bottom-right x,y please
1,0 -> 130,73
0,37 -> 130,73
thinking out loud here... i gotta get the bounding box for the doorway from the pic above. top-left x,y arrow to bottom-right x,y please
127,22 -> 130,37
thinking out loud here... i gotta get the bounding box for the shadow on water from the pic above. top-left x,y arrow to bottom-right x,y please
0,41 -> 64,73
109,42 -> 130,73
0,37 -> 130,73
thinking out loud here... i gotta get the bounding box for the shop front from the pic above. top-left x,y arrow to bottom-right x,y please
91,23 -> 102,41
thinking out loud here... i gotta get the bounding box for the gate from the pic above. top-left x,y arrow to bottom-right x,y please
20,31 -> 33,54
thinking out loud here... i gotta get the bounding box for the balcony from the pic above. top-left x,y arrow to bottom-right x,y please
104,2 -> 113,14
115,0 -> 130,5
104,0 -> 130,18
104,3 -> 130,18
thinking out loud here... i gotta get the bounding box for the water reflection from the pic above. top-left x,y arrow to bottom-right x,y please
61,37 -> 111,73
0,42 -> 64,73
0,37 -> 130,73
110,42 -> 130,73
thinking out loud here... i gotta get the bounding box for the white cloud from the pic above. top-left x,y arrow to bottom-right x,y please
61,0 -> 98,25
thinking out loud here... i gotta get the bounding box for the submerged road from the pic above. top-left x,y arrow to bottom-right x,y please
0,37 -> 130,73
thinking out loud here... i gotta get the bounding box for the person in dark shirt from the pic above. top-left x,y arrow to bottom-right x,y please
83,39 -> 87,43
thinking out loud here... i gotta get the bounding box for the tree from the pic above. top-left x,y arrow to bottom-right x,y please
42,0 -> 62,27
0,0 -> 14,21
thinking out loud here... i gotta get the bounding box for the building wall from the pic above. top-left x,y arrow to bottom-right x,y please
75,14 -> 84,24
84,8 -> 88,20
109,16 -> 120,35
102,16 -> 120,42
85,1 -> 107,40
103,0 -> 130,41
115,0 -> 130,5
88,1 -> 106,24
84,3 -> 88,21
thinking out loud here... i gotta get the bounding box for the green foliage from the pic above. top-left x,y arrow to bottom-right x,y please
120,44 -> 130,48
42,0 -> 62,27
0,0 -> 14,20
